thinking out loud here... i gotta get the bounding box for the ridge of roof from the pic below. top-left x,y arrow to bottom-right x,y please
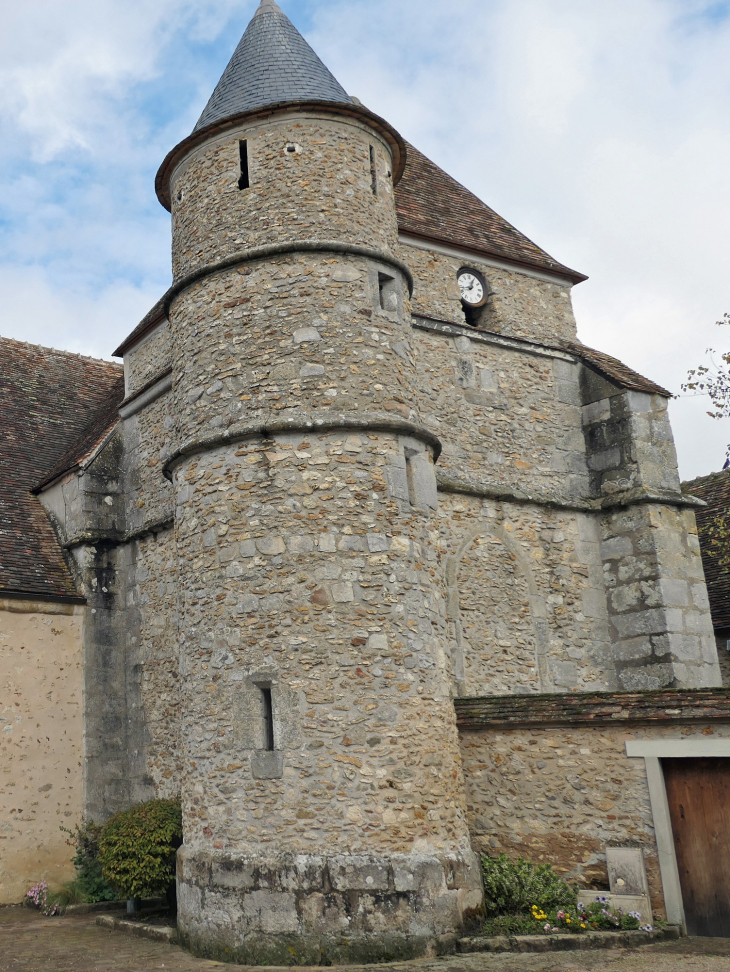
683,468 -> 730,491
1,334 -> 123,371
395,143 -> 587,285
562,340 -> 672,398
193,0 -> 353,134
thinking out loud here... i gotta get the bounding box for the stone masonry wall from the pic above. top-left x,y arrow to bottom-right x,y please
0,599 -> 84,903
437,492 -> 614,696
398,242 -> 578,345
459,720 -> 730,922
409,324 -> 589,502
164,251 -> 413,453
125,528 -> 181,801
124,321 -> 171,397
123,393 -> 175,536
170,112 -> 398,281
600,504 -> 720,689
171,430 -> 467,857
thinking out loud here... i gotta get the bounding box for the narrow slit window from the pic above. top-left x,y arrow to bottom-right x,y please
369,145 -> 377,196
238,140 -> 250,191
378,272 -> 397,313
261,687 -> 274,751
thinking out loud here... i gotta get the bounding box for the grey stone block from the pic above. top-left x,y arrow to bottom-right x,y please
588,448 -> 622,471
618,664 -> 674,690
601,536 -> 633,559
242,890 -> 299,934
212,860 -> 257,890
606,846 -> 649,895
581,589 -> 607,619
625,391 -> 653,414
250,751 -> 284,779
612,608 -> 667,639
367,533 -> 390,552
329,857 -> 389,892
581,398 -> 611,426
550,661 -> 578,688
408,453 -> 438,510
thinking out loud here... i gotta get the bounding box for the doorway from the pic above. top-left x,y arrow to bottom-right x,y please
663,758 -> 730,937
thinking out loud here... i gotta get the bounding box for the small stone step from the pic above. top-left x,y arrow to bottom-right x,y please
95,914 -> 177,943
457,926 -> 681,953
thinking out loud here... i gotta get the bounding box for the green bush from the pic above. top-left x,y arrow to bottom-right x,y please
480,853 -> 576,917
98,799 -> 182,900
63,820 -> 117,902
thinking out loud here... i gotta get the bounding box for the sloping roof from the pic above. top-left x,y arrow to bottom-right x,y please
193,0 -> 353,134
684,469 -> 730,630
0,337 -> 124,601
112,295 -> 167,359
563,341 -> 672,398
395,143 -> 587,284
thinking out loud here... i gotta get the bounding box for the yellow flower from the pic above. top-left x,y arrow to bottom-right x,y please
581,923 -> 586,929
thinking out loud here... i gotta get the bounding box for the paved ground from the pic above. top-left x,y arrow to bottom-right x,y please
2,907 -> 730,972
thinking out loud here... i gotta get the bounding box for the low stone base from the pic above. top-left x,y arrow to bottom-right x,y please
177,847 -> 484,966
456,926 -> 681,954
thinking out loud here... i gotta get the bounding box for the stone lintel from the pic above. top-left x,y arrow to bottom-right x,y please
454,688 -> 730,730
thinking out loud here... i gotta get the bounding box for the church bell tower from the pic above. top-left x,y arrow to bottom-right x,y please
155,1 -> 483,961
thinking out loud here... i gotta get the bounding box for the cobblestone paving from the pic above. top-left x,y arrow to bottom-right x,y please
2,909 -> 730,972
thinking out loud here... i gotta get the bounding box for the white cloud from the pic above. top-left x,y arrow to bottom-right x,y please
0,264 -> 159,361
310,0 -> 730,478
0,0 -> 729,479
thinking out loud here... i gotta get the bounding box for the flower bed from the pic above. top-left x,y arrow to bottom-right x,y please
480,854 -> 654,938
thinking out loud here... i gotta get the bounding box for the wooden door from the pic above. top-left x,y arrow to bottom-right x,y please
663,758 -> 730,936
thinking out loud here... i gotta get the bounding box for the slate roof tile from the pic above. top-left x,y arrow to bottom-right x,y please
0,337 -> 124,600
194,0 -> 353,133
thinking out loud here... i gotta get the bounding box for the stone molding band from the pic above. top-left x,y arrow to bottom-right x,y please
436,472 -> 702,514
62,517 -> 174,552
454,688 -> 730,730
166,241 -> 415,318
162,413 -> 443,478
119,369 -> 173,419
156,99 -> 408,210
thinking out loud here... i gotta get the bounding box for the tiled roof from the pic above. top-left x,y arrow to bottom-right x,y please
684,469 -> 730,630
0,337 -> 124,601
563,341 -> 672,398
193,0 -> 353,134
395,143 -> 587,284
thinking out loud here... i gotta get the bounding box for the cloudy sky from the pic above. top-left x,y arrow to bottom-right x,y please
1,0 -> 729,481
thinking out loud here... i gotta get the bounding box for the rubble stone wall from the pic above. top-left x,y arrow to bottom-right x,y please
124,321 -> 171,396
170,112 -> 399,281
437,492 -> 614,696
398,241 -> 578,345
409,322 -> 590,501
459,720 -> 730,922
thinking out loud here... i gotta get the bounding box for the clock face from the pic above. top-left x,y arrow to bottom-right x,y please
458,270 -> 487,306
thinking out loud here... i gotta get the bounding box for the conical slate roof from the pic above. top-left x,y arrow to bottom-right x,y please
193,0 -> 354,132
